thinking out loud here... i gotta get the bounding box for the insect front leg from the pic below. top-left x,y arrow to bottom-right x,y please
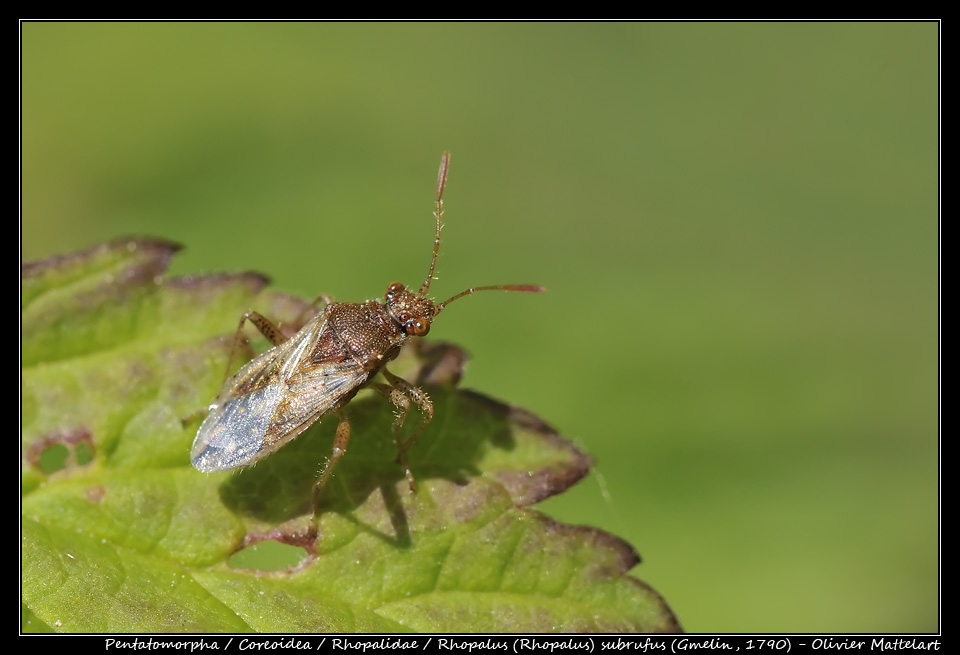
310,407 -> 351,539
373,368 -> 434,492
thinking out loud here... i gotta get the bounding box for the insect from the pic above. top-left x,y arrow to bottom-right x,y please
190,153 -> 544,525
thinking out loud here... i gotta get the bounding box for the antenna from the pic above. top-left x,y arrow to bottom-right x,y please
417,151 -> 546,315
435,284 -> 545,316
418,152 -> 449,297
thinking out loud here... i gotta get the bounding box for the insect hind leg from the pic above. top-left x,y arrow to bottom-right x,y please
374,369 -> 434,492
309,408 -> 351,540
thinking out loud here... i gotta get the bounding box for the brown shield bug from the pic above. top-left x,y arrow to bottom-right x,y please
190,153 -> 544,528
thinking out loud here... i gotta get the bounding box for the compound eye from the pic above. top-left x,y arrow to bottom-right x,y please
385,281 -> 404,300
406,318 -> 430,337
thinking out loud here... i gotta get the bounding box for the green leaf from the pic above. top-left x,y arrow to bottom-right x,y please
21,238 -> 680,633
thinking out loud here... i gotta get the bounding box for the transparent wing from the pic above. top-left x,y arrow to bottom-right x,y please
191,317 -> 367,472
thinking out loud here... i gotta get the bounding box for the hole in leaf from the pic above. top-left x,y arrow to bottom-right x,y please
29,429 -> 95,474
37,443 -> 70,474
74,441 -> 94,465
228,540 -> 309,571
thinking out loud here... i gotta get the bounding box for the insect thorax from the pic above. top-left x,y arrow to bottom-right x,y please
328,301 -> 406,371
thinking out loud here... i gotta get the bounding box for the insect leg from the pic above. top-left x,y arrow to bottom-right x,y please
312,294 -> 335,310
182,310 -> 289,427
290,294 -> 335,330
377,369 -> 434,491
223,310 -> 288,381
371,382 -> 416,491
180,406 -> 208,426
310,407 -> 351,539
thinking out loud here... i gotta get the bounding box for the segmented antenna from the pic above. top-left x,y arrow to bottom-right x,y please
418,152 -> 546,314
435,284 -> 546,316
419,152 -> 450,297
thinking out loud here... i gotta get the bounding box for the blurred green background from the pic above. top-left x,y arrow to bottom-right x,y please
21,22 -> 938,633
